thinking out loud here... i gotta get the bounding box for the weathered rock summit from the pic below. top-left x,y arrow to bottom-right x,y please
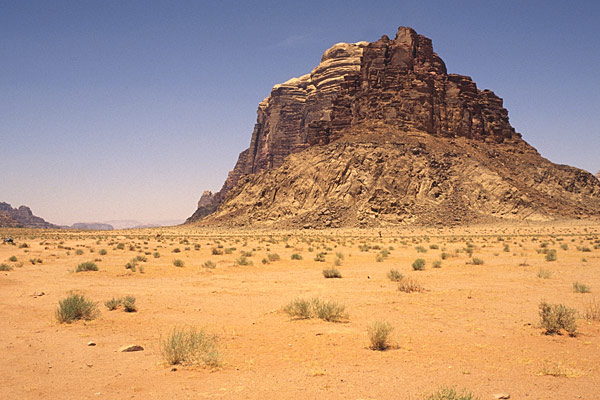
0,202 -> 59,229
187,27 -> 600,227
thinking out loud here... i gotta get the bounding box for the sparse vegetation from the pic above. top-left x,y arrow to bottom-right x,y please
412,258 -> 426,271
291,253 -> 303,260
545,249 -> 557,262
0,263 -> 14,271
387,269 -> 403,282
424,387 -> 478,400
76,261 -> 98,272
173,259 -> 185,267
283,298 -> 347,322
202,260 -> 216,269
159,326 -> 221,367
537,268 -> 552,279
9,256 -> 18,262
367,320 -> 394,350
539,301 -> 577,336
56,294 -> 99,323
398,277 -> 423,293
322,268 -> 342,278
573,281 -> 591,293
584,298 -> 600,321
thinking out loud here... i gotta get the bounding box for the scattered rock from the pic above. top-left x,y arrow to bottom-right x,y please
87,341 -> 96,346
493,394 -> 510,399
118,345 -> 144,352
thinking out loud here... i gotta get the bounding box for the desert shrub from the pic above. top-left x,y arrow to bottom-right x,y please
211,248 -> 223,255
125,258 -> 137,271
0,263 -> 13,271
470,258 -> 484,265
56,294 -> 99,323
412,258 -> 426,271
290,253 -> 303,260
322,268 -> 342,278
283,298 -> 314,319
153,252 -> 160,258
441,252 -> 450,260
573,282 -> 591,293
415,246 -> 427,253
367,320 -> 394,350
314,252 -> 327,262
235,255 -> 253,266
584,298 -> 600,321
172,248 -> 181,253
122,296 -> 137,312
173,259 -> 185,267
19,243 -> 29,248
105,297 -> 121,310
398,277 -> 423,293
135,255 -> 147,262
76,262 -> 98,272
160,327 -> 221,367
98,249 -> 107,255
545,249 -> 557,262
29,258 -> 42,265
560,243 -> 569,250
9,256 -> 17,262
202,260 -> 216,269
539,301 -> 577,336
432,260 -> 442,268
503,244 -> 510,252
429,244 -> 439,250
283,298 -> 347,322
75,249 -> 84,255
387,269 -> 404,282
267,253 -> 280,262
424,387 -> 478,400
537,268 -> 552,279
314,300 -> 347,322
240,251 -> 253,257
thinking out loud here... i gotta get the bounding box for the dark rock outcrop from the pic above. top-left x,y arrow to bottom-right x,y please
0,202 -> 59,229
187,27 -> 600,227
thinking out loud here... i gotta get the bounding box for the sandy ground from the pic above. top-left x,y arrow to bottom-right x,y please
1,222 -> 599,399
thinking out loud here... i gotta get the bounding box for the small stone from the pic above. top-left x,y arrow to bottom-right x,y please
87,341 -> 96,346
493,394 -> 510,399
119,344 -> 144,352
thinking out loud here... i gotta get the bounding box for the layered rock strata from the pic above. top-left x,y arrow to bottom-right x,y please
187,27 -> 599,226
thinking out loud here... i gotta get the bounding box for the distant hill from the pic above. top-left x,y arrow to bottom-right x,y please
102,219 -> 184,229
0,202 -> 59,228
70,222 -> 114,230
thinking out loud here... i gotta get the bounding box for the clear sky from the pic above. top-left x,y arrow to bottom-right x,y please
1,1 -> 599,225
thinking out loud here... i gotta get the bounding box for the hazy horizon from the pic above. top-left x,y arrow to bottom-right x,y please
2,1 -> 599,226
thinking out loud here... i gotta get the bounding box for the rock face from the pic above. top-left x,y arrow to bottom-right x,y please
187,27 -> 600,227
0,202 -> 59,229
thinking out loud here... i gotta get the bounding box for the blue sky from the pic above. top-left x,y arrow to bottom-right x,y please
1,1 -> 598,225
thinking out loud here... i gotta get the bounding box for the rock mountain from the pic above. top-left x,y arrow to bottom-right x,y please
0,202 -> 59,229
187,27 -> 600,227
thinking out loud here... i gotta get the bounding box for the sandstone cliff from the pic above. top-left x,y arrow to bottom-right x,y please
187,27 -> 600,227
0,202 -> 59,229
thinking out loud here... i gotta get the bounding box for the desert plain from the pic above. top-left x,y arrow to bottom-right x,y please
1,221 -> 600,399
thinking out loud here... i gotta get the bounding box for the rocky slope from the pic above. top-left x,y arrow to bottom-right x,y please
188,27 -> 600,227
0,202 -> 59,229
